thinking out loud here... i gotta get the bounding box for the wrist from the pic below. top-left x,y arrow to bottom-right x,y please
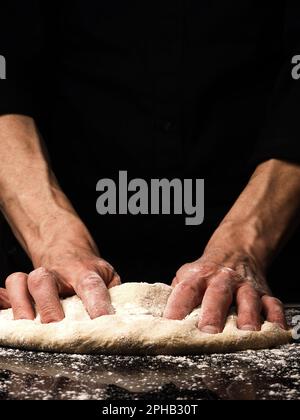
29,214 -> 99,267
1,175 -> 99,264
203,219 -> 272,273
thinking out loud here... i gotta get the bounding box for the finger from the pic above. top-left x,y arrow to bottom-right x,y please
163,279 -> 205,320
28,267 -> 65,324
75,271 -> 114,319
236,284 -> 262,331
0,288 -> 11,309
198,275 -> 233,334
170,277 -> 179,287
108,271 -> 121,288
6,272 -> 35,320
261,295 -> 287,330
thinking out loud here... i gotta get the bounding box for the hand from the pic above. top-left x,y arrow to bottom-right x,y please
164,255 -> 287,334
5,247 -> 120,323
0,288 -> 10,309
0,116 -> 121,323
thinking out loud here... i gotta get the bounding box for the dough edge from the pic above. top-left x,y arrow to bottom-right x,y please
0,282 -> 292,355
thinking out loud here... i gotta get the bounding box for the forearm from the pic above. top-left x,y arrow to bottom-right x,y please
205,159 -> 300,272
0,115 -> 98,265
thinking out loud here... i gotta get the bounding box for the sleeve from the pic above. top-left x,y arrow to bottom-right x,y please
0,1 -> 44,118
249,0 -> 300,168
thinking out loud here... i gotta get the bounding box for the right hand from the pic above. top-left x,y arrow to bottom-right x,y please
4,248 -> 121,324
164,257 -> 287,333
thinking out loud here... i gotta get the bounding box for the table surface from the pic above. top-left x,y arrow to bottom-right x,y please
0,309 -> 299,400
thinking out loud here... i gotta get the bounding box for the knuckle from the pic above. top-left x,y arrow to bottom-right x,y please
263,295 -> 284,309
97,260 -> 116,278
177,262 -> 199,277
270,297 -> 284,309
114,272 -> 121,280
177,263 -> 192,273
176,265 -> 207,287
79,275 -> 102,292
98,259 -> 114,271
175,280 -> 197,294
238,285 -> 259,300
28,267 -> 52,288
113,273 -> 121,284
5,272 -> 26,287
209,282 -> 232,296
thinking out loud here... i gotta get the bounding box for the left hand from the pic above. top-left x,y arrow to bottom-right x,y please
163,254 -> 287,334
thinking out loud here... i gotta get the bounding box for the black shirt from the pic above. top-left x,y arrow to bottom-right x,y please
1,1 -> 300,288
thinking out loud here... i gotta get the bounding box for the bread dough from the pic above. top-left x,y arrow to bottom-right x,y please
0,282 -> 292,355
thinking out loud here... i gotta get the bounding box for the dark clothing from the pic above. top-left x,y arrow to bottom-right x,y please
0,1 -> 300,298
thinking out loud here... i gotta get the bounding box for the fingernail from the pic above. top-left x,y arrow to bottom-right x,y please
200,326 -> 220,334
240,325 -> 258,332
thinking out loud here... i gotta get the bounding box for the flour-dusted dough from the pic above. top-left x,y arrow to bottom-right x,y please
0,282 -> 292,355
